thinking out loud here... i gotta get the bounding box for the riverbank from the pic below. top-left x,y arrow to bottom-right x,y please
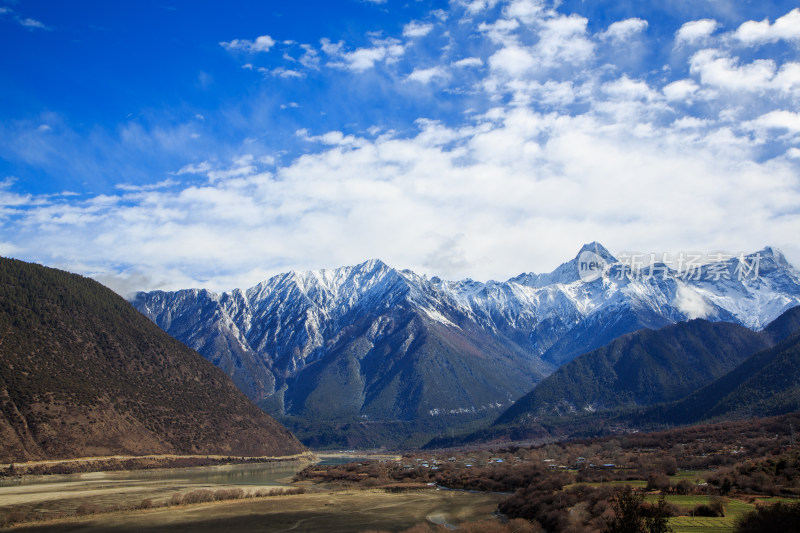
2,489 -> 504,532
314,452 -> 402,463
0,458 -> 322,527
0,452 -> 317,479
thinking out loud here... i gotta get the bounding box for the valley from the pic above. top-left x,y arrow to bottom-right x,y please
2,251 -> 800,531
1,414 -> 798,532
6,1 -> 800,530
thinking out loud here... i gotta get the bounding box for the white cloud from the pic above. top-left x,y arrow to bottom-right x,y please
601,18 -> 648,42
458,0 -> 501,15
403,21 -> 434,38
671,116 -> 709,130
746,110 -> 800,133
20,17 -> 48,30
12,99 -> 800,292
532,14 -> 594,68
675,19 -> 718,46
269,67 -> 304,78
220,35 -> 276,53
116,179 -> 178,192
206,154 -> 258,182
489,45 -> 535,77
504,0 -> 544,24
676,284 -> 712,319
663,79 -> 699,101
298,44 -> 320,69
328,38 -> 405,72
407,66 -> 449,83
176,161 -> 212,175
690,49 -> 777,91
341,47 -> 389,71
320,38 -> 344,56
0,178 -> 37,209
452,57 -> 483,68
0,7 -> 49,30
603,75 -> 657,101
297,129 -> 365,147
734,8 -> 800,46
478,18 -> 520,45
687,50 -> 800,97
483,12 -> 593,82
7,1 -> 800,292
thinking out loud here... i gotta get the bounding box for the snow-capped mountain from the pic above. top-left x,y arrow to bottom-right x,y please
132,243 -> 800,445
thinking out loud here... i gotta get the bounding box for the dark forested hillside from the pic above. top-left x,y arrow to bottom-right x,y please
495,319 -> 770,426
642,327 -> 800,425
0,258 -> 305,462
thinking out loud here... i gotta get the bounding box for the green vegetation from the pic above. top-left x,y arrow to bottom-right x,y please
643,495 -> 752,533
734,500 -> 800,533
604,486 -> 672,533
1,411 -> 799,532
497,319 -> 769,425
439,308 -> 800,451
296,412 -> 800,533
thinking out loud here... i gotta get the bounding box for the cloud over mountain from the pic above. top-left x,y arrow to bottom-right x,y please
0,1 -> 798,292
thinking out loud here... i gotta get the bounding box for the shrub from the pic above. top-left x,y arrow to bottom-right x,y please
709,496 -> 725,517
692,504 -> 721,517
603,486 -> 674,533
76,503 -> 101,515
183,489 -> 215,504
138,498 -> 154,509
735,501 -> 800,533
459,519 -> 542,532
674,480 -> 694,495
646,474 -> 671,492
213,488 -> 245,501
0,509 -> 29,526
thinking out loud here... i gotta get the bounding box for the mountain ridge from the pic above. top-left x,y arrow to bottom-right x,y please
425,306 -> 800,449
133,244 -> 800,446
493,318 -> 774,426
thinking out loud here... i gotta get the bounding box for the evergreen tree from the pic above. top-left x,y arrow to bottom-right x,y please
603,486 -> 673,533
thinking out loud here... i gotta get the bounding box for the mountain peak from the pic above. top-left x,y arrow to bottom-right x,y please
355,258 -> 391,272
754,246 -> 789,266
575,242 -> 616,263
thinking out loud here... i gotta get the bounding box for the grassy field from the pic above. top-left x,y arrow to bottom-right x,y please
644,494 -> 754,533
669,470 -> 708,483
566,479 -> 648,489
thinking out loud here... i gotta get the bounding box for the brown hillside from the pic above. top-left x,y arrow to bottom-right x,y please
0,257 -> 305,462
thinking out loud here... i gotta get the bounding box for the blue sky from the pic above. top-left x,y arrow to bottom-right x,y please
1,0 -> 799,294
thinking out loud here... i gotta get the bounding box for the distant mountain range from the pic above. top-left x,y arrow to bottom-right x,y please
0,258 -> 305,462
638,315 -> 800,426
496,306 -> 800,426
425,307 -> 800,448
133,243 -> 800,447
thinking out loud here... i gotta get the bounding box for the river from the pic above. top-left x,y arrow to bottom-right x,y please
0,455 -> 366,489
